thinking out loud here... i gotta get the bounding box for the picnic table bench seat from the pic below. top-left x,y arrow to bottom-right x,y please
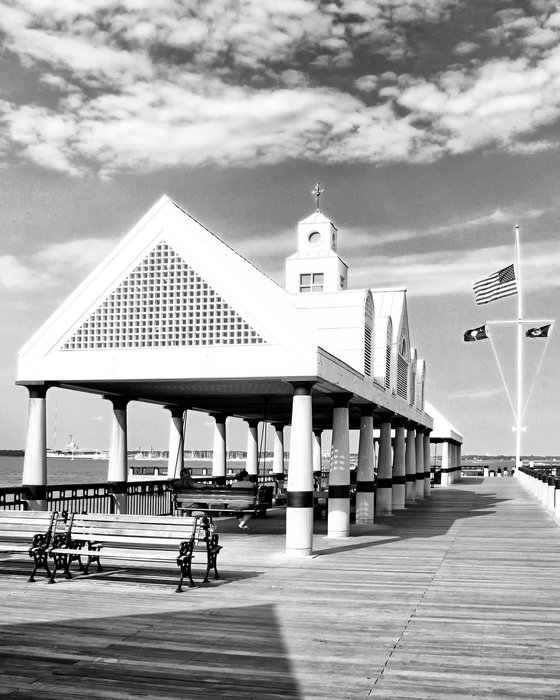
0,510 -> 61,582
47,512 -> 221,592
173,484 -> 274,521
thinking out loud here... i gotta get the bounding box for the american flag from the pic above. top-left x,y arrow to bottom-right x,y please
473,264 -> 517,305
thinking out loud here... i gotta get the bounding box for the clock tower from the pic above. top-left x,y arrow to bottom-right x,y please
285,183 -> 348,294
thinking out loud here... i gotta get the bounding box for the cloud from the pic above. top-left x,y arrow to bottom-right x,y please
452,387 -> 504,400
1,2 -> 560,174
0,238 -> 118,294
350,239 -> 560,297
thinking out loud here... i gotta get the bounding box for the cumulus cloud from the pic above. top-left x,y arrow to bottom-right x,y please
0,238 -> 117,293
350,239 -> 560,297
0,1 -> 560,174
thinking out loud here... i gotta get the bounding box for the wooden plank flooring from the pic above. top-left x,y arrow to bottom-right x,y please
1,476 -> 559,699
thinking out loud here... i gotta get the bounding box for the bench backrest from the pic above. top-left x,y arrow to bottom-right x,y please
65,513 -> 205,548
0,510 -> 58,541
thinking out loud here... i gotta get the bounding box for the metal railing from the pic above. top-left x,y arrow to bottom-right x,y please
0,474 -> 280,514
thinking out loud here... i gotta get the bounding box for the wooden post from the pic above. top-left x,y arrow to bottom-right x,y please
405,423 -> 416,504
166,405 -> 186,479
106,396 -> 129,514
211,413 -> 227,485
376,411 -> 394,515
415,429 -> 424,500
245,419 -> 259,480
313,429 -> 323,475
328,394 -> 352,538
392,418 -> 406,510
355,405 -> 375,525
423,430 -> 432,496
286,383 -> 314,556
22,385 -> 49,511
272,423 -> 285,478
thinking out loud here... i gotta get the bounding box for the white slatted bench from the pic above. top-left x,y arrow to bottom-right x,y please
48,513 -> 221,592
0,510 -> 59,582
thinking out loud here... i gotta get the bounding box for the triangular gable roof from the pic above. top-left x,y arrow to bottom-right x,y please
18,195 -> 317,364
371,288 -> 409,353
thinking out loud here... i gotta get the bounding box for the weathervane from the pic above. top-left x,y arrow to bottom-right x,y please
312,182 -> 324,212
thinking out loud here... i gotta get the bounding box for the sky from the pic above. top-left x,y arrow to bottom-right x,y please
1,0 -> 559,457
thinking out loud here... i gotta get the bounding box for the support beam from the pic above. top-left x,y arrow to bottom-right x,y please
211,413 -> 228,485
423,430 -> 432,496
286,383 -> 314,557
415,429 -> 424,500
355,405 -> 375,525
328,393 -> 352,538
22,385 -> 49,511
166,405 -> 186,480
405,423 -> 416,505
391,418 -> 406,510
312,429 -> 323,475
106,396 -> 129,514
272,423 -> 285,479
245,419 -> 259,480
376,411 -> 394,516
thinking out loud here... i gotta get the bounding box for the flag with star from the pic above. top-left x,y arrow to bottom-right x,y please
525,324 -> 551,338
473,264 -> 517,305
463,325 -> 488,342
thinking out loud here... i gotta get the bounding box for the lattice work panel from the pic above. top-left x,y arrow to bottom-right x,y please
62,241 -> 266,350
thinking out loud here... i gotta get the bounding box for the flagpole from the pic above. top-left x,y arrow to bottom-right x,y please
515,224 -> 522,469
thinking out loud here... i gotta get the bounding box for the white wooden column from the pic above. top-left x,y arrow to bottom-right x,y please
415,429 -> 424,500
328,394 -> 352,538
376,412 -> 394,515
441,441 -> 451,486
392,420 -> 406,510
312,429 -> 323,475
355,405 -> 375,525
286,383 -> 314,557
423,430 -> 432,496
245,419 -> 259,480
166,405 -> 185,479
22,385 -> 49,511
405,423 -> 416,505
211,413 -> 227,484
106,396 -> 129,514
272,423 -> 285,478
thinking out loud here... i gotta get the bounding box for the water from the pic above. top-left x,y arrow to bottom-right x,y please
0,456 -> 245,488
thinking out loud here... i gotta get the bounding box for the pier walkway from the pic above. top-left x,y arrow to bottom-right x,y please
1,476 -> 559,699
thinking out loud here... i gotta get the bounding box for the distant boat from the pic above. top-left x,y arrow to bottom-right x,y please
47,436 -> 108,460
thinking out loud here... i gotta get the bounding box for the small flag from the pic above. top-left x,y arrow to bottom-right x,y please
464,325 -> 488,342
525,324 -> 551,338
473,264 -> 517,305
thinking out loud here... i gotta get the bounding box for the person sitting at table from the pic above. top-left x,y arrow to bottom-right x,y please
174,467 -> 201,489
231,470 -> 254,531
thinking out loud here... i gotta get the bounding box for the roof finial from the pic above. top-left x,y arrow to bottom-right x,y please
312,181 -> 324,212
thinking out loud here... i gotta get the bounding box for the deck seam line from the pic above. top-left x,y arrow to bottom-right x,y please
367,504 -> 467,696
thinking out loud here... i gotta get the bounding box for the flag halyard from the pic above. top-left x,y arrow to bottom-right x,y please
473,264 -> 517,305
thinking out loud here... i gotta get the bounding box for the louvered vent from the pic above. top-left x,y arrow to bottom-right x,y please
397,355 -> 408,400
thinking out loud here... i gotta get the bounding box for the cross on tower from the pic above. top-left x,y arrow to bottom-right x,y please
312,182 -> 324,212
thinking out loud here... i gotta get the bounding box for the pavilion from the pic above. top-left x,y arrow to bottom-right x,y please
16,191 -> 462,555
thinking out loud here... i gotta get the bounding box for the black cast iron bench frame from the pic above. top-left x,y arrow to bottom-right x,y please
47,512 -> 221,592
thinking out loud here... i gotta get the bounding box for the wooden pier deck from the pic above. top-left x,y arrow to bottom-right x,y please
1,476 -> 559,699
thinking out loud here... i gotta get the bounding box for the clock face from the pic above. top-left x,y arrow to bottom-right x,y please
308,231 -> 321,245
